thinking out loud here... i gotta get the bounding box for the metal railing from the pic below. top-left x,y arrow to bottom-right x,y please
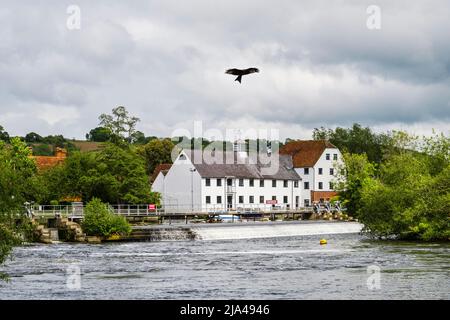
30,203 -> 345,218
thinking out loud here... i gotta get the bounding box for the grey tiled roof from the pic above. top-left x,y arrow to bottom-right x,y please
183,150 -> 301,180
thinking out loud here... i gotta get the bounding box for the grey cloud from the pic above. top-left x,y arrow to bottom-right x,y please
0,0 -> 449,140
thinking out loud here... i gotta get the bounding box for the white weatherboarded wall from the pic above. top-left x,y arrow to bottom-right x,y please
163,151 -> 202,212
151,172 -> 165,194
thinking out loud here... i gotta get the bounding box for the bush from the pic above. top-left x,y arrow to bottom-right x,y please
82,198 -> 131,237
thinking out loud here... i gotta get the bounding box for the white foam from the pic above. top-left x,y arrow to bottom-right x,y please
191,222 -> 363,241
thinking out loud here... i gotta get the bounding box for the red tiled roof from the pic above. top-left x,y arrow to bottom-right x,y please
30,148 -> 68,171
280,140 -> 337,167
150,163 -> 172,182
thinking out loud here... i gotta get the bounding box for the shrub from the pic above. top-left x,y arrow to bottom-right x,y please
82,198 -> 131,237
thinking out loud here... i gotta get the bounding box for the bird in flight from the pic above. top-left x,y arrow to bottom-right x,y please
225,67 -> 259,83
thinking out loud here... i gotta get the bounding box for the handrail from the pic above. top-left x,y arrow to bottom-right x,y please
30,203 -> 345,217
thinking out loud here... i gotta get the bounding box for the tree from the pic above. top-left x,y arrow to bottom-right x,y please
81,198 -> 131,237
86,126 -> 112,142
341,132 -> 450,241
0,138 -> 38,279
25,132 -> 43,143
41,143 -> 159,204
0,125 -> 9,142
335,152 -> 376,217
313,123 -> 392,164
99,106 -> 140,143
137,138 -> 175,175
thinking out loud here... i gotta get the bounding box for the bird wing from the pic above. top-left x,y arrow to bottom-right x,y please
243,68 -> 259,74
225,68 -> 241,75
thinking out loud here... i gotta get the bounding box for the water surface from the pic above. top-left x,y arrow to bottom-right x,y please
0,233 -> 448,299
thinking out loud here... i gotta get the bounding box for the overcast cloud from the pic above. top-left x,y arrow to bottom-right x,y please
0,0 -> 449,140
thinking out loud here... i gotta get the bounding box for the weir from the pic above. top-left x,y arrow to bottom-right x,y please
191,221 -> 363,241
127,221 -> 363,241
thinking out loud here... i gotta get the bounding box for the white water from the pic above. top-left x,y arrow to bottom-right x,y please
191,221 -> 363,241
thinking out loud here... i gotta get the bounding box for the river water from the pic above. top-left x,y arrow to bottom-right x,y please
0,223 -> 449,299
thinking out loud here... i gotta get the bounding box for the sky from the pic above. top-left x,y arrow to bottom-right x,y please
0,0 -> 449,141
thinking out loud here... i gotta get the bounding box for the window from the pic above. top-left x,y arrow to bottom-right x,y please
260,179 -> 264,187
294,180 -> 299,188
239,196 -> 244,204
333,154 -> 338,160
326,153 -> 330,160
205,178 -> 210,186
272,196 -> 277,201
227,178 -> 232,186
318,182 -> 323,190
217,196 -> 222,204
329,182 -> 334,190
206,196 -> 211,204
249,179 -> 254,187
259,196 -> 264,204
217,179 -> 222,186
304,168 -> 309,175
318,168 -> 323,175
249,196 -> 254,204
283,180 -> 288,188
272,180 -> 277,187
239,179 -> 244,187
283,196 -> 288,204
304,199 -> 310,207
330,168 -> 334,175
304,182 -> 310,189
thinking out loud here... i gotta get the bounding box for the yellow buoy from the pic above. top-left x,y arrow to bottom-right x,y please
320,239 -> 327,245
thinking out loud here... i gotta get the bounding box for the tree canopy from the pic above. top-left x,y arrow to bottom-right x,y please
336,132 -> 450,241
39,143 -> 159,205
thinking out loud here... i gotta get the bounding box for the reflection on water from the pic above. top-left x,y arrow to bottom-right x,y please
0,233 -> 448,299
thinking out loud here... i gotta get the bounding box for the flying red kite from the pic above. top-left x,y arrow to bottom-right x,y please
225,67 -> 259,83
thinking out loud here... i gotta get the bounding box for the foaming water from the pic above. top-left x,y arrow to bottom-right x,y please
191,221 -> 363,240
0,233 -> 448,300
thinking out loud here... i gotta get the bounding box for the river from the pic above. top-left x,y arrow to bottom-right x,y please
0,222 -> 449,299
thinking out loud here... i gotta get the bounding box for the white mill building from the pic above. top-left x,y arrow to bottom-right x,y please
151,145 -> 303,213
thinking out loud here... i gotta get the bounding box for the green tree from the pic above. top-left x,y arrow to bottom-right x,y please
86,126 -> 112,142
313,123 -> 392,164
348,133 -> 449,241
0,125 -> 9,142
41,144 -> 159,204
81,198 -> 131,237
99,106 -> 140,143
137,138 -> 175,175
25,132 -> 43,143
335,152 -> 376,217
131,131 -> 146,144
0,138 -> 38,279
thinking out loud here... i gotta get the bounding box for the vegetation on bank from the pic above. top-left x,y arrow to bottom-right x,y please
0,137 -> 38,280
82,198 -> 131,237
334,131 -> 449,241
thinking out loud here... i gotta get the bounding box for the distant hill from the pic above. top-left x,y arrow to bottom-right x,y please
72,141 -> 105,152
